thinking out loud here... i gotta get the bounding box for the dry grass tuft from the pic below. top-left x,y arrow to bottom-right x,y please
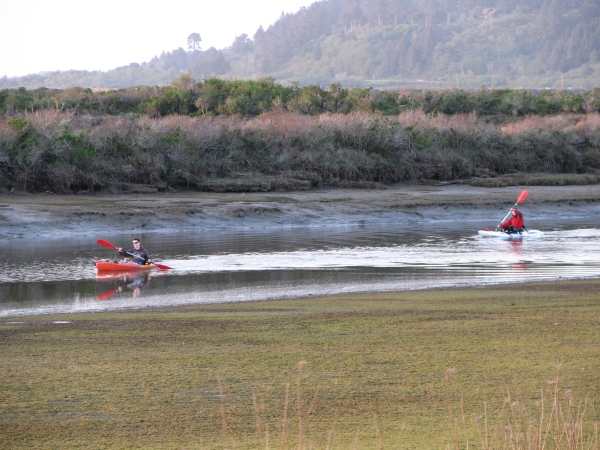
470,172 -> 600,187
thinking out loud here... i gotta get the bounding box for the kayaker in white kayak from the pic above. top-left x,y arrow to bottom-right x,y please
118,238 -> 153,265
498,207 -> 525,234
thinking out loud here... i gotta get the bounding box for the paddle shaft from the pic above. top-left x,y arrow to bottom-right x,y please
98,239 -> 145,261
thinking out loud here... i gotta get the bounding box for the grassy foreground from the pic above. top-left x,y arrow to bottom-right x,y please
1,281 -> 600,449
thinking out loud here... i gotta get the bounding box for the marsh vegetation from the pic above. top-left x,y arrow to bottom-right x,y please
1,281 -> 599,448
2,82 -> 600,193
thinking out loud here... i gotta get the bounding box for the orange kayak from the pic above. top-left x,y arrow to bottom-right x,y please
95,261 -> 158,271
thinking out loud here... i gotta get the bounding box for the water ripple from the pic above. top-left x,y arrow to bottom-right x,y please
2,225 -> 600,316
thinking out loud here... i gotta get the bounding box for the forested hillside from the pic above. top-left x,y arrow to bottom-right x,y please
251,0 -> 600,88
2,0 -> 600,89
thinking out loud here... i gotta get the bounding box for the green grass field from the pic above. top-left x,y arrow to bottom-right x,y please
1,281 -> 599,449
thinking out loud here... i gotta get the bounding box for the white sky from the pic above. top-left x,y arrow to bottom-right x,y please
0,0 -> 318,78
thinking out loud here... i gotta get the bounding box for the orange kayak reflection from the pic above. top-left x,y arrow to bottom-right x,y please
96,271 -> 152,300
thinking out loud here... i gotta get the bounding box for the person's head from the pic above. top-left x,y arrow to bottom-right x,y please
132,238 -> 141,248
511,208 -> 522,217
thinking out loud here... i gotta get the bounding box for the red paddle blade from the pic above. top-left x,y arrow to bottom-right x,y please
97,239 -> 117,249
97,289 -> 118,301
155,263 -> 173,270
516,189 -> 528,205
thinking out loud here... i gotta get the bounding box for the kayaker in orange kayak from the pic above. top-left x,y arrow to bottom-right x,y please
118,238 -> 153,265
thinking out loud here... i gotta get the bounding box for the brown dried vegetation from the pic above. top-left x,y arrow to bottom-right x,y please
1,110 -> 600,193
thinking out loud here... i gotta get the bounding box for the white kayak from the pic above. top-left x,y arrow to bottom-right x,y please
478,229 -> 544,238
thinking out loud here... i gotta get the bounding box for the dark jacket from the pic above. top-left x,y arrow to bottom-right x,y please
119,246 -> 150,264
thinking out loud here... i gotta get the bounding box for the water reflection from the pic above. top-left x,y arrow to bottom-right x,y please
512,262 -> 528,272
96,271 -> 152,300
509,239 -> 523,254
2,223 -> 600,317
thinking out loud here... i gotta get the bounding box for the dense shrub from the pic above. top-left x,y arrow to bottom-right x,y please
2,80 -> 600,118
1,109 -> 599,193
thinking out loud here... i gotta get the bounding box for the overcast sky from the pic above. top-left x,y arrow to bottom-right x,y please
0,0 -> 317,78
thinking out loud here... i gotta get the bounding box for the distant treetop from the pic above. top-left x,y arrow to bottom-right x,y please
187,33 -> 202,51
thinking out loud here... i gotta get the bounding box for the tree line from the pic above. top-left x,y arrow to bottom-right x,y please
2,78 -> 600,118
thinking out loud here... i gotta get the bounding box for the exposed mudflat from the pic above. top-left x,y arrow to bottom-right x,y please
1,184 -> 600,239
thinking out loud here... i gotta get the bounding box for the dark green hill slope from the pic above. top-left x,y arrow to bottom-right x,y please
242,0 -> 600,88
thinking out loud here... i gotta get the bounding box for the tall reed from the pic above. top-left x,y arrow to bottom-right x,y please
225,364 -> 597,449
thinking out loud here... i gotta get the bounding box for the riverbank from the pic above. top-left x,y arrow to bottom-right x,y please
2,184 -> 600,239
1,279 -> 599,449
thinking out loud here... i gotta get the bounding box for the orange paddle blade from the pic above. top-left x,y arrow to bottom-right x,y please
97,239 -> 117,249
516,189 -> 528,204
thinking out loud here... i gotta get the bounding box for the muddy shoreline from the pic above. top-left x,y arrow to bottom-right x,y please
1,184 -> 600,240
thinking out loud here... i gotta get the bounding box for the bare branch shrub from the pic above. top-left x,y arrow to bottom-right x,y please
2,109 -> 600,192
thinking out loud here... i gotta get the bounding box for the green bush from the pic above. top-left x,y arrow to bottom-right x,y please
4,82 -> 600,118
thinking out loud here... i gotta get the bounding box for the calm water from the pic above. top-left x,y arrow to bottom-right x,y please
1,217 -> 600,317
